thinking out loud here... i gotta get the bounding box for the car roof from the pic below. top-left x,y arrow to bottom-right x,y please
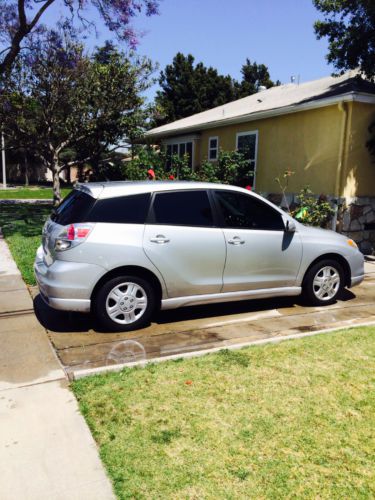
76,180 -> 255,200
74,180 -> 294,221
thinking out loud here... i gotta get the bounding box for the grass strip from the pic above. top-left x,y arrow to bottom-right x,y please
0,204 -> 50,285
72,326 -> 375,500
0,186 -> 71,199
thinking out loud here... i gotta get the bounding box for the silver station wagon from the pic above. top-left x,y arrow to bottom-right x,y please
34,181 -> 364,331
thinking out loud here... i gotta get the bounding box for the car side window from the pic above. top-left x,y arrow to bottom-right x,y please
215,190 -> 284,230
86,193 -> 151,224
152,190 -> 214,227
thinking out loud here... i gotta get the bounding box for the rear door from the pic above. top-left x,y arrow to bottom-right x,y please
143,190 -> 226,298
213,189 -> 303,292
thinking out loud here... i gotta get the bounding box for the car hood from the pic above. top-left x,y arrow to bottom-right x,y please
298,223 -> 349,244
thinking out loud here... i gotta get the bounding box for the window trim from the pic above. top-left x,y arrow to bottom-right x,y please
163,135 -> 198,170
147,189 -> 217,228
208,136 -> 219,161
235,130 -> 259,189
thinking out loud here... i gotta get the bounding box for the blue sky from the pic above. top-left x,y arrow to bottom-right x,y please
43,0 -> 333,99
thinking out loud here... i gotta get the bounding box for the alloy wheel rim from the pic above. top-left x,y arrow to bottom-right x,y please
312,266 -> 340,301
105,282 -> 148,325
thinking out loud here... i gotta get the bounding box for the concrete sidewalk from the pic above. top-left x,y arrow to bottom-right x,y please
0,234 -> 114,499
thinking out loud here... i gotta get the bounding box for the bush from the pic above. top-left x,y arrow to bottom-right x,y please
292,187 -> 334,228
121,147 -> 254,186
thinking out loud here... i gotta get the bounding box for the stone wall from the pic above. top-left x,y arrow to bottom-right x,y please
340,197 -> 375,255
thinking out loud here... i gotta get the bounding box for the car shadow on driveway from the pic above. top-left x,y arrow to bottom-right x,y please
32,289 -> 356,334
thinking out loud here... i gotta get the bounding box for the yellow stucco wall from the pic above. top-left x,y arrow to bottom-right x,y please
193,139 -> 201,171
197,102 -> 375,196
342,102 -> 375,198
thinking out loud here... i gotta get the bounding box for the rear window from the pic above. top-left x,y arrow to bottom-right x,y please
51,190 -> 95,225
87,194 -> 150,224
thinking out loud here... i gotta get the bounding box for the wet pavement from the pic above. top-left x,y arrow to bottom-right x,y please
30,261 -> 375,378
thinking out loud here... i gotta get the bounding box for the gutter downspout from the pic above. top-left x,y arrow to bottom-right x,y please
332,101 -> 349,230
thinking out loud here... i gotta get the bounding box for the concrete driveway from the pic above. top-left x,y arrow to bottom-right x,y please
31,260 -> 375,379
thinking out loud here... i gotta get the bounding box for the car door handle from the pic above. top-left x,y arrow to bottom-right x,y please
150,235 -> 170,244
228,236 -> 245,245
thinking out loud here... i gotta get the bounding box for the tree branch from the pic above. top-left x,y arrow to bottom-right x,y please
0,0 -> 56,76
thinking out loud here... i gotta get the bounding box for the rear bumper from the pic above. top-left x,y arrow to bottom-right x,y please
34,246 -> 103,313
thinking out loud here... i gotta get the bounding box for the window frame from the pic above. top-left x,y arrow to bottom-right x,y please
235,130 -> 259,189
147,189 -> 218,228
208,136 -> 219,161
164,135 -> 198,170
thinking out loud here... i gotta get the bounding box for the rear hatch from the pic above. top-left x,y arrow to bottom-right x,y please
42,186 -> 101,266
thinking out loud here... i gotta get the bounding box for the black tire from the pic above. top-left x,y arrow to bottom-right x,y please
93,275 -> 156,332
303,259 -> 344,306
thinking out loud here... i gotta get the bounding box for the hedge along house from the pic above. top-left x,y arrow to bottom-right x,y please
145,71 -> 375,253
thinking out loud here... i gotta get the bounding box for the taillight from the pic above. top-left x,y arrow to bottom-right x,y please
67,224 -> 75,240
55,223 -> 94,252
66,224 -> 93,241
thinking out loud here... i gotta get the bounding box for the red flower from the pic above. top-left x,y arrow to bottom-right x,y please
245,185 -> 252,191
169,174 -> 175,180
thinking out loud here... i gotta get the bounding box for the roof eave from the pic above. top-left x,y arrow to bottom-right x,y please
145,92 -> 375,141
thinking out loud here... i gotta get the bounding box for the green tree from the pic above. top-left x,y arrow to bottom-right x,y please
236,58 -> 278,98
1,30 -> 154,204
313,0 -> 375,80
154,53 -> 237,125
154,53 -> 278,125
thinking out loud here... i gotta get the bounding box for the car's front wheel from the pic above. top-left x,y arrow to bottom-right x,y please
303,259 -> 344,306
93,275 -> 156,331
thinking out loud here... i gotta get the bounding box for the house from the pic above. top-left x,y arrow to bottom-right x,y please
145,71 -> 375,253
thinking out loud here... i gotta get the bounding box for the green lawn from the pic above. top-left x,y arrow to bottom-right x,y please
73,327 -> 375,500
0,186 -> 71,199
0,204 -> 51,285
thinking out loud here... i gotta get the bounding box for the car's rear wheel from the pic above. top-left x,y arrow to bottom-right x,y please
93,275 -> 156,331
303,259 -> 344,306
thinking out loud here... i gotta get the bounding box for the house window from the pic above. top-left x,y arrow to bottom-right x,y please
208,136 -> 219,161
236,131 -> 258,188
166,141 -> 193,170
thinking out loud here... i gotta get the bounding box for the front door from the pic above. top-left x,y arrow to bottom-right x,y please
213,190 -> 303,292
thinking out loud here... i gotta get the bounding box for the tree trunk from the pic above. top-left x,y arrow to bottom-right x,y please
24,152 -> 29,186
52,159 -> 62,206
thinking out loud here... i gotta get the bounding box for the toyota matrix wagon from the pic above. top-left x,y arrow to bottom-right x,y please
34,181 -> 364,331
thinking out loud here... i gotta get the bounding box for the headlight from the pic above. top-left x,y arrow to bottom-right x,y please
347,239 -> 358,249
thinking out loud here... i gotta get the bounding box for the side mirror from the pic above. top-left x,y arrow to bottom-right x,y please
284,219 -> 296,233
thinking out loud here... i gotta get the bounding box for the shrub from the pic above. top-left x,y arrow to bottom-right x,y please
292,186 -> 334,228
120,147 -> 253,186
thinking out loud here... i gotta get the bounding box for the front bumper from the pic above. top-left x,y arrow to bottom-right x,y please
34,246 -> 104,313
350,274 -> 365,288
